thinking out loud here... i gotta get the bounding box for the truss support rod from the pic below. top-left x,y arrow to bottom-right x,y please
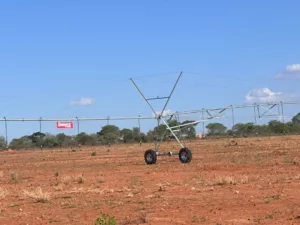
168,120 -> 200,129
231,106 -> 235,128
129,78 -> 158,117
277,104 -> 280,121
206,110 -> 213,118
76,117 -> 80,134
160,116 -> 184,148
259,104 -> 277,118
281,102 -> 285,123
254,105 -> 257,126
159,71 -> 183,118
39,117 -> 42,133
39,117 -> 42,148
154,119 -> 160,151
155,115 -> 176,151
146,97 -> 169,101
202,110 -> 205,135
206,108 -> 227,119
4,117 -> 8,148
138,115 -> 141,143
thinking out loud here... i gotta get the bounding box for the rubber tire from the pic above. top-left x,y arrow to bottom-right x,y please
178,148 -> 192,163
144,149 -> 157,165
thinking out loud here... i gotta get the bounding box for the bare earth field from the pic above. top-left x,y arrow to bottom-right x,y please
1,135 -> 300,225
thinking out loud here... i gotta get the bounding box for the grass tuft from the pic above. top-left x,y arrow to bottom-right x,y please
22,187 -> 51,203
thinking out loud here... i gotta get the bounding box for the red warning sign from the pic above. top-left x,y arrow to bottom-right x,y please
56,122 -> 74,128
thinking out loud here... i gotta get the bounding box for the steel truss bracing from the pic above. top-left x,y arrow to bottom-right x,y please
130,72 -> 185,149
166,101 -> 300,126
1,102 -> 298,123
1,101 -> 299,144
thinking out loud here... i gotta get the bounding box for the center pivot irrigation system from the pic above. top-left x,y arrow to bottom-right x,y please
130,72 -> 193,165
1,72 -> 300,164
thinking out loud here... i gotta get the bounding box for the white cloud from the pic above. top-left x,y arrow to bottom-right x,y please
275,63 -> 300,79
69,97 -> 94,106
245,88 -> 284,103
286,64 -> 300,72
152,109 -> 174,117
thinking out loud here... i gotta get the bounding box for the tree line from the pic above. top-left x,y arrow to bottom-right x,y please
0,113 -> 299,150
205,113 -> 300,137
0,119 -> 197,150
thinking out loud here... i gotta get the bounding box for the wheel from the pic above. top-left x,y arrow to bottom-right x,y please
144,149 -> 157,164
178,148 -> 192,163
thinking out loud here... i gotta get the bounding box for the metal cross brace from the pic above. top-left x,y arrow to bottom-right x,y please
130,72 -> 185,150
257,103 -> 279,118
205,108 -> 227,120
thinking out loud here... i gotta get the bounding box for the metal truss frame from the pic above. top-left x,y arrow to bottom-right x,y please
1,102 -> 299,140
129,72 -> 186,153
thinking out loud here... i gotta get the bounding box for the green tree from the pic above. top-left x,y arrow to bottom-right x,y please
255,124 -> 269,135
89,133 -> 102,145
56,133 -> 71,147
292,112 -> 300,125
75,132 -> 95,145
9,136 -> 34,149
153,124 -> 168,140
146,130 -> 155,142
42,133 -> 59,148
120,128 -> 133,143
28,132 -> 46,146
206,123 -> 227,135
232,122 -> 255,136
132,127 -> 141,142
284,122 -> 299,133
268,120 -> 285,133
63,138 -> 78,147
168,119 -> 180,128
0,136 -> 6,150
97,125 -> 120,144
181,120 -> 197,139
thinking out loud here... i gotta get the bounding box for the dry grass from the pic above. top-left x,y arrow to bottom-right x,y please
53,184 -> 64,192
1,136 -> 300,224
0,188 -> 8,200
293,174 -> 300,180
60,176 -> 72,185
11,171 -> 19,184
74,174 -> 85,184
21,187 -> 51,203
208,175 -> 250,186
156,182 -> 170,191
60,175 -> 84,185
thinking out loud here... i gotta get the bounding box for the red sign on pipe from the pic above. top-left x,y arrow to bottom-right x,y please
56,122 -> 74,128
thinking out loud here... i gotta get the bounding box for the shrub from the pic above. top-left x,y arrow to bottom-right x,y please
11,171 -> 19,184
22,187 -> 50,203
94,214 -> 116,225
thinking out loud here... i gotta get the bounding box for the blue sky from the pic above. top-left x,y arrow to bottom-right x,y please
1,0 -> 300,140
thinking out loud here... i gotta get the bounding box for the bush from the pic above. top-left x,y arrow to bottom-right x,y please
94,214 -> 116,225
91,152 -> 96,156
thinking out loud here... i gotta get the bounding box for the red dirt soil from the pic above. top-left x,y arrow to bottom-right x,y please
0,135 -> 300,225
